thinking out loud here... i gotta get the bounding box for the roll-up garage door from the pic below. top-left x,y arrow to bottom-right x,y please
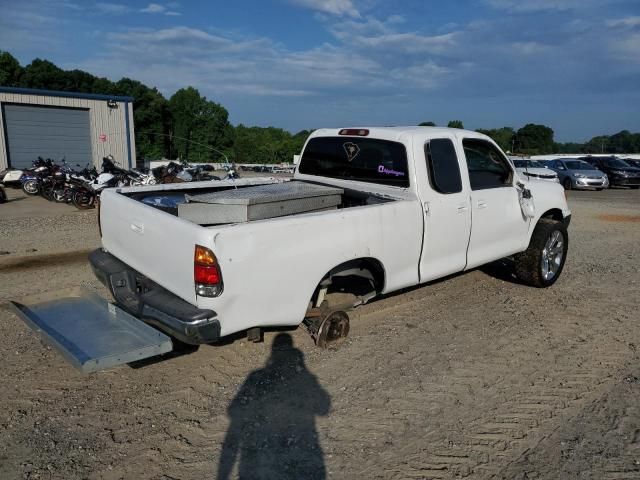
3,104 -> 92,169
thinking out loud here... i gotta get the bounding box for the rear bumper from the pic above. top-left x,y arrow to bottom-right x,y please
89,249 -> 220,345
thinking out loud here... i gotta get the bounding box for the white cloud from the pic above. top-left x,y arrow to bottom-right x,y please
139,3 -> 181,16
485,0 -> 611,12
609,33 -> 640,64
607,16 -> 640,28
141,3 -> 166,13
289,0 -> 360,18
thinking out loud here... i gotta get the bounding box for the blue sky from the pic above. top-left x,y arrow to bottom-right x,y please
1,0 -> 639,141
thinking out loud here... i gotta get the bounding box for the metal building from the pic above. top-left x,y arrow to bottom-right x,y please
0,87 -> 135,172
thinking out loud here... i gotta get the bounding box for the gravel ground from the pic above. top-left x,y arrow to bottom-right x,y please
0,187 -> 639,479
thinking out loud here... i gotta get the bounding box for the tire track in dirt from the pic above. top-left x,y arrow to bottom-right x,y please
342,275 -> 638,479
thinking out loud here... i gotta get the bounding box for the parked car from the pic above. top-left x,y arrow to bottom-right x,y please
512,159 -> 559,183
13,127 -> 572,372
580,156 -> 640,189
623,159 -> 640,170
546,158 -> 609,190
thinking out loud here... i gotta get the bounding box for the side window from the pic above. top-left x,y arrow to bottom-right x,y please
425,138 -> 462,194
463,139 -> 513,191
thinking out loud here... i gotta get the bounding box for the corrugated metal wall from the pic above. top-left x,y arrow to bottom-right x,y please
0,92 -> 135,171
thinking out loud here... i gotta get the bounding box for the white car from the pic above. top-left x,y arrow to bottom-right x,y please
14,127 -> 572,370
512,159 -> 559,183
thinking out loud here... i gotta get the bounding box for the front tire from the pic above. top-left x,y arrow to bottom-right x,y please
562,178 -> 572,190
514,218 -> 568,288
22,179 -> 39,195
72,189 -> 96,209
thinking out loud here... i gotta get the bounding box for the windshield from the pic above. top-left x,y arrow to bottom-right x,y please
565,161 -> 596,170
603,158 -> 632,168
299,137 -> 409,187
513,160 -> 547,168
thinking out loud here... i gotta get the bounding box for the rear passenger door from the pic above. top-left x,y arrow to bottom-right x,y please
417,137 -> 472,282
462,138 -> 531,269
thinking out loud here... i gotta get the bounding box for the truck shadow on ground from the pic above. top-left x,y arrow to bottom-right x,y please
216,333 -> 331,480
479,258 -> 528,285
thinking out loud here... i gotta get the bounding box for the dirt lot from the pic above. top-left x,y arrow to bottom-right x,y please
0,187 -> 639,480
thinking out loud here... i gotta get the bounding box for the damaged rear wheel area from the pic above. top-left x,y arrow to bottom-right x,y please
304,259 -> 384,348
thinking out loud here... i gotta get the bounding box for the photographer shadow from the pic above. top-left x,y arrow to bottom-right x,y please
217,333 -> 330,480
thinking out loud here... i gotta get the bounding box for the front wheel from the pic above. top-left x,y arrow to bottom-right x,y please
22,179 -> 39,195
562,178 -> 572,190
72,189 -> 96,209
514,218 -> 568,288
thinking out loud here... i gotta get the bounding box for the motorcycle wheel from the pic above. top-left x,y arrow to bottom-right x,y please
53,188 -> 67,203
22,179 -> 40,195
42,186 -> 55,201
72,189 -> 96,210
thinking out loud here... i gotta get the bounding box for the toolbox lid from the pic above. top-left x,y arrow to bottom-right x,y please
9,288 -> 173,373
185,181 -> 344,206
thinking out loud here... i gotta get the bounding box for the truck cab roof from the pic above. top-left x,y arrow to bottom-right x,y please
309,126 -> 490,143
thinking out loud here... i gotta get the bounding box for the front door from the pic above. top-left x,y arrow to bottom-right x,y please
418,137 -> 472,282
462,138 -> 531,269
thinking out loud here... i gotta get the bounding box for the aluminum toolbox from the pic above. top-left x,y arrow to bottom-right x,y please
178,181 -> 344,224
9,288 -> 173,373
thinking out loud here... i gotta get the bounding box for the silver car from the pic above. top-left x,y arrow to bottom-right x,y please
546,158 -> 609,190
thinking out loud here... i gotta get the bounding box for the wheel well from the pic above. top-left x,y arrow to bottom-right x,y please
540,208 -> 563,223
310,258 -> 386,309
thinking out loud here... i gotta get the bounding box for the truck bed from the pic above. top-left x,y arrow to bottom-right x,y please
125,179 -> 394,226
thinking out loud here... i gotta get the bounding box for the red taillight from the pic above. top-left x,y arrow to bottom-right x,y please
339,128 -> 369,136
194,245 -> 223,297
194,264 -> 220,285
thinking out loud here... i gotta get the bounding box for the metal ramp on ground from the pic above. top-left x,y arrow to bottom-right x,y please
9,288 -> 173,373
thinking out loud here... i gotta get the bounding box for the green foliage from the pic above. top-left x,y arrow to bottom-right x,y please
515,124 -> 555,155
447,120 -> 464,129
418,121 -> 436,126
476,127 -> 515,152
233,125 -> 309,164
0,51 -> 23,86
168,87 -> 232,162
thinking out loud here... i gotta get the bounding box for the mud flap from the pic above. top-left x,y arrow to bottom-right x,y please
9,287 -> 173,373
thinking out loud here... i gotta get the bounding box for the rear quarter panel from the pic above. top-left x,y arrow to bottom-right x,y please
201,198 -> 423,336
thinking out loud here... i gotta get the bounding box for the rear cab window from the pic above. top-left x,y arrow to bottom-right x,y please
299,137 -> 409,188
425,138 -> 462,194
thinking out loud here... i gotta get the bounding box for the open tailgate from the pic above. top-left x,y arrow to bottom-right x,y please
9,288 -> 173,373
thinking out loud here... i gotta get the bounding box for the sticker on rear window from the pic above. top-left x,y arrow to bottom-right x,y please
378,165 -> 405,177
343,142 -> 360,162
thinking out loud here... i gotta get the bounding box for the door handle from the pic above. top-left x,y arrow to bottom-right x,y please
477,200 -> 487,209
457,204 -> 468,213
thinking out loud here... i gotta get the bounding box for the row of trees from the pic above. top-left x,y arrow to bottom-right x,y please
419,120 -> 640,156
1,51 -> 638,161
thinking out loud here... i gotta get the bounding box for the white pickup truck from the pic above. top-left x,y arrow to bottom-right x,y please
84,126 -> 570,347
12,127 -> 571,370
